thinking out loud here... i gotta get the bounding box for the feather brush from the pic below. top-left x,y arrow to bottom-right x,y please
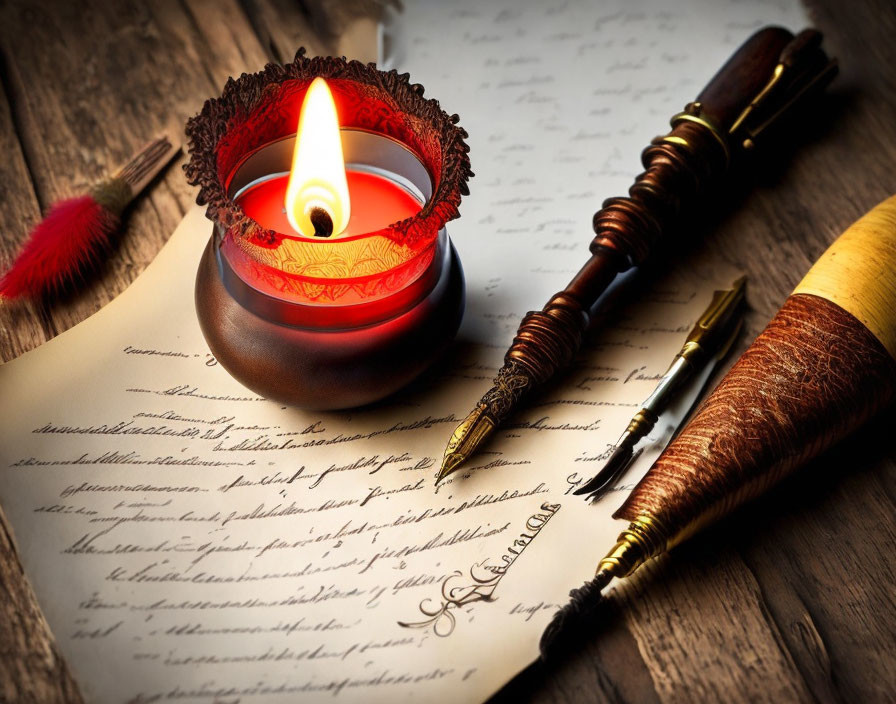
0,135 -> 179,301
541,194 -> 896,658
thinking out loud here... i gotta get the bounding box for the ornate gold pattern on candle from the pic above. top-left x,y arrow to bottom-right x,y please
229,234 -> 436,303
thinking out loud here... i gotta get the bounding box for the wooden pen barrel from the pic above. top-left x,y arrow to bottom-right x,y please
615,195 -> 896,550
485,28 -> 835,422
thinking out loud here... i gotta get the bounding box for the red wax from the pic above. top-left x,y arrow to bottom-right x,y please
236,169 -> 422,237
223,168 -> 435,308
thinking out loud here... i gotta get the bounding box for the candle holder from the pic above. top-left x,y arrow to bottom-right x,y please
185,50 -> 472,409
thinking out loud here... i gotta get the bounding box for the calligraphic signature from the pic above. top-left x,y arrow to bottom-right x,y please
397,501 -> 560,637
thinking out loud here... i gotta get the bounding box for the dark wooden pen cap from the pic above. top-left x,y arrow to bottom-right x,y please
695,27 -> 795,130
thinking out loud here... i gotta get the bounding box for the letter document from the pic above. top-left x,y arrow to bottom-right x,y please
0,0 -> 805,701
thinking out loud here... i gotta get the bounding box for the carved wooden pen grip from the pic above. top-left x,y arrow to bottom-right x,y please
496,27 -> 836,414
440,27 -> 836,484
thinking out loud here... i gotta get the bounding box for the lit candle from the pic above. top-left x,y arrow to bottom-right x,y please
285,77 -> 351,237
235,170 -> 422,240
235,77 -> 422,240
187,52 -> 472,409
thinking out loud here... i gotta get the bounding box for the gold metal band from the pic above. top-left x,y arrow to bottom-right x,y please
669,111 -> 731,166
597,513 -> 668,578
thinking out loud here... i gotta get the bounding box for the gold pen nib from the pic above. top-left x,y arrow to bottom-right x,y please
435,404 -> 497,485
435,452 -> 466,485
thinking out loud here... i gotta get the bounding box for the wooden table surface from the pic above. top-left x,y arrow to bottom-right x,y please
1,1 -> 895,702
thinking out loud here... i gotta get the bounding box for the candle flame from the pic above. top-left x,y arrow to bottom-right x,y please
285,77 -> 351,237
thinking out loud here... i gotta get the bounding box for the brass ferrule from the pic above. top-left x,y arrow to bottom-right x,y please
680,275 -> 747,360
676,341 -> 703,365
625,408 -> 658,443
89,177 -> 133,217
596,513 -> 668,579
669,104 -> 730,166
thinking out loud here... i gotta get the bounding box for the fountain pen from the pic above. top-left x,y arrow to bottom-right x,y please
434,27 -> 836,485
574,275 -> 746,501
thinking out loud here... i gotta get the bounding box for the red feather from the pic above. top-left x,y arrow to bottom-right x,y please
0,195 -> 120,300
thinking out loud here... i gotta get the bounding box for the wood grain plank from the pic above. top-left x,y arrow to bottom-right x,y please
0,0 -> 195,350
618,553 -> 814,703
181,0 -> 273,84
1,0 -> 895,702
0,0 -> 326,360
239,0 -> 333,64
0,54 -> 51,362
492,596 -> 663,704
0,23 -> 86,704
733,415 -> 896,703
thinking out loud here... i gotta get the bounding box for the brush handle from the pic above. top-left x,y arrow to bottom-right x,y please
92,135 -> 180,216
613,195 -> 896,557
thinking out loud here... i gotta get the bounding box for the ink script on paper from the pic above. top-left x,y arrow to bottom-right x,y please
0,0 -> 805,701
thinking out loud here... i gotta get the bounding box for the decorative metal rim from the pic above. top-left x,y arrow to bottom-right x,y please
184,48 -> 473,252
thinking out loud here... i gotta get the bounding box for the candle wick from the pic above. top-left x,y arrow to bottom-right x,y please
310,207 -> 334,238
